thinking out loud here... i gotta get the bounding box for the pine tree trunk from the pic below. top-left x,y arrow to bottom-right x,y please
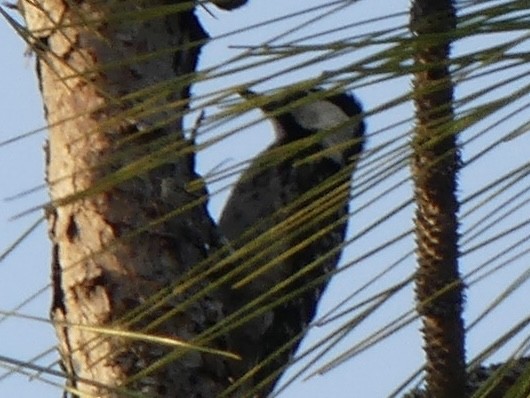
409,2 -> 466,397
21,1 -> 231,396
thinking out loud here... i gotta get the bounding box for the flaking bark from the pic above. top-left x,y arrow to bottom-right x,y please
22,1 -> 231,396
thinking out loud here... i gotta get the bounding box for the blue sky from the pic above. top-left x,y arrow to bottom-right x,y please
1,1 -> 530,397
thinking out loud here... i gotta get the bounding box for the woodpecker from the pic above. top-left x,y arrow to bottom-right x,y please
217,87 -> 365,396
209,0 -> 248,10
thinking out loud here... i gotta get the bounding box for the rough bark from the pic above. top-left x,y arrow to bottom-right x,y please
405,357 -> 530,398
22,1 -> 231,396
409,2 -> 466,397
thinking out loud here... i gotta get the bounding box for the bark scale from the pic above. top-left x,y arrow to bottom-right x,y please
22,1 -> 231,396
409,2 -> 466,397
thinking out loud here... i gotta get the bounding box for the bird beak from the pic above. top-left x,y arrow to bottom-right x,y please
237,88 -> 282,114
237,88 -> 258,100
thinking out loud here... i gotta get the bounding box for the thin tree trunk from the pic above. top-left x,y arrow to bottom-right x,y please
409,2 -> 466,397
22,1 -> 231,396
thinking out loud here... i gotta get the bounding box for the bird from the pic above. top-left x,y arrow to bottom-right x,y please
217,87 -> 365,397
209,0 -> 248,10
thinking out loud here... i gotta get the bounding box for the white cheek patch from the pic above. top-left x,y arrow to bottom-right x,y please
291,101 -> 349,130
291,100 -> 355,164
